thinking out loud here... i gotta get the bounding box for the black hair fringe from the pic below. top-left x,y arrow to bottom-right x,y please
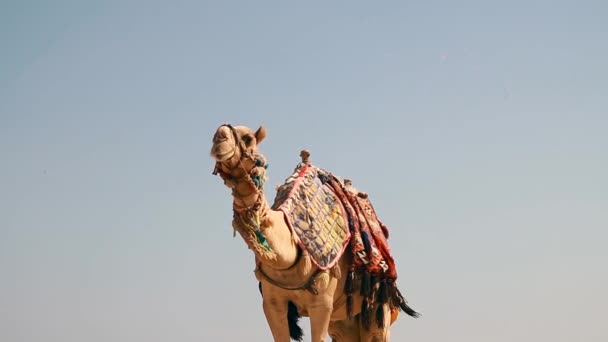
344,270 -> 354,295
360,270 -> 371,297
346,295 -> 353,319
360,298 -> 372,330
377,279 -> 388,304
376,304 -> 386,328
394,288 -> 420,318
288,301 -> 304,341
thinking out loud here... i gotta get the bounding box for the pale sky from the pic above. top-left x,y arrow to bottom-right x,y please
1,1 -> 607,341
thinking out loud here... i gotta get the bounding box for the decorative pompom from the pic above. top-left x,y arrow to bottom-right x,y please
380,221 -> 390,239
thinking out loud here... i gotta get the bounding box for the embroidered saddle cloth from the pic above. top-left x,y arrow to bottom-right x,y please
272,163 -> 350,270
272,161 -> 414,325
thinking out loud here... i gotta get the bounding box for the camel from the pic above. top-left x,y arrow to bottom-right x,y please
210,124 -> 418,342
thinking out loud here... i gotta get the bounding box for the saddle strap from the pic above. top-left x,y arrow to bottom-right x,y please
255,265 -> 323,295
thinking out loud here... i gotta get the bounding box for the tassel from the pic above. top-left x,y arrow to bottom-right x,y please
387,280 -> 398,306
254,230 -> 271,251
400,302 -> 420,318
394,288 -> 420,318
390,286 -> 400,309
376,304 -> 385,328
361,231 -> 372,252
330,264 -> 341,279
346,295 -> 353,319
360,270 -> 371,297
361,298 -> 372,330
252,175 -> 263,188
377,279 -> 388,304
344,270 -> 354,294
316,272 -> 330,290
370,274 -> 377,293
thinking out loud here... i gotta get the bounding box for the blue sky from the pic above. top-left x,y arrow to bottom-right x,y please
1,1 -> 607,341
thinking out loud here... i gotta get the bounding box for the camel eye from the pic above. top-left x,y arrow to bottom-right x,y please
242,135 -> 253,145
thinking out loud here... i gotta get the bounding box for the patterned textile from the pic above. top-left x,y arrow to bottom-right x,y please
273,162 -> 416,327
325,176 -> 397,278
322,172 -> 413,327
272,163 -> 350,270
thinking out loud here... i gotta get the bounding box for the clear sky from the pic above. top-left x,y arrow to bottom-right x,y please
1,1 -> 607,341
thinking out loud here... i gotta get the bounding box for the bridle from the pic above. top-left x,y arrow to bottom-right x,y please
212,123 -> 248,176
212,124 -> 267,204
212,123 -> 270,244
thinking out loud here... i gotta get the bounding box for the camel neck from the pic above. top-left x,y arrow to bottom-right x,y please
229,175 -> 298,270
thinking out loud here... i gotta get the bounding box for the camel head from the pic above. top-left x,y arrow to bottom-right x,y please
211,124 -> 266,162
211,124 -> 268,189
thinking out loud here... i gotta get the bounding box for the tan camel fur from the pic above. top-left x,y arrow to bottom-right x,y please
210,124 -> 416,342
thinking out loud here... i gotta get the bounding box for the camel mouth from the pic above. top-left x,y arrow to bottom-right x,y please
214,149 -> 235,162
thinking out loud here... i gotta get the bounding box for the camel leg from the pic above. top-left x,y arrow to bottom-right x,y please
309,295 -> 334,342
329,318 -> 360,342
359,305 -> 392,342
262,297 -> 291,342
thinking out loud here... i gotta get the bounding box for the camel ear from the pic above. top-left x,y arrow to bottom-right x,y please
255,126 -> 267,144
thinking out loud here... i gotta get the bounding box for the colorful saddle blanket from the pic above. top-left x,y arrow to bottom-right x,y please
272,164 -> 350,270
273,162 -> 414,326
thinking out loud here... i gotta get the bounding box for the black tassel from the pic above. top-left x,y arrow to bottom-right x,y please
288,301 -> 304,341
361,231 -> 373,252
377,279 -> 388,304
388,281 -> 398,306
360,270 -> 371,297
370,274 -> 377,291
390,283 -> 400,309
346,295 -> 353,319
376,304 -> 385,328
401,302 -> 420,318
344,270 -> 354,294
395,288 -> 420,318
361,298 -> 372,330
